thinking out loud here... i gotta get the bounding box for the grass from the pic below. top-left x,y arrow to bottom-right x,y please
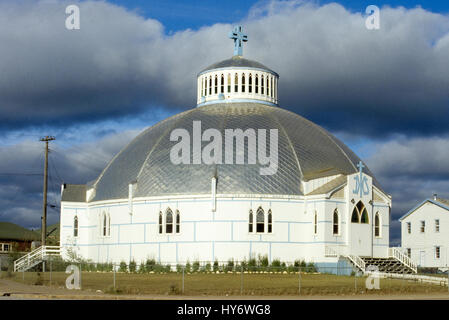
7,271 -> 449,296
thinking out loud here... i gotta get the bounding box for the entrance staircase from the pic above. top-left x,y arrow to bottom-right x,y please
14,246 -> 61,272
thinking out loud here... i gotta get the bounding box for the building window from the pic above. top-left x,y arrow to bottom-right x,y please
261,75 -> 264,94
220,74 -> 224,93
74,216 -> 79,237
214,75 -> 218,94
374,212 -> 380,237
227,74 -> 231,93
158,211 -> 163,234
435,219 -> 440,232
436,246 -> 441,259
407,222 -> 411,234
351,201 -> 368,224
351,208 -> 359,223
234,73 -> 238,92
314,211 -> 317,234
242,73 -> 246,93
268,209 -> 272,233
420,221 -> 425,233
102,213 -> 110,237
249,210 -> 253,233
256,207 -> 264,233
407,248 -> 411,257
176,210 -> 180,233
166,208 -> 173,233
333,209 -> 339,235
248,74 -> 252,93
255,75 -> 259,94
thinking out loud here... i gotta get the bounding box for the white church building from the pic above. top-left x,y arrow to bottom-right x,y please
400,195 -> 449,269
59,26 -> 409,272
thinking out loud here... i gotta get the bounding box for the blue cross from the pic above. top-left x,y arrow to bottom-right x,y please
353,161 -> 369,197
229,25 -> 248,56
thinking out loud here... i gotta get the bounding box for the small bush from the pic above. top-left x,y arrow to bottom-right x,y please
138,262 -> 146,273
176,264 -> 183,273
213,260 -> 219,272
225,259 -> 234,272
119,261 -> 127,273
258,255 -> 269,269
185,261 -> 191,273
192,261 -> 200,273
145,259 -> 156,272
129,260 -> 137,273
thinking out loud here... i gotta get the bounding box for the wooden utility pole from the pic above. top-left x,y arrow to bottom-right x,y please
40,136 -> 55,247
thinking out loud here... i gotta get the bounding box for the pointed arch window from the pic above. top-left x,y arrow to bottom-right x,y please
74,216 -> 78,237
234,73 -> 238,92
268,209 -> 272,233
220,74 -> 224,93
255,75 -> 259,94
248,74 -> 253,93
166,208 -> 173,233
333,209 -> 339,235
242,73 -> 246,93
314,211 -> 317,234
103,213 -> 107,236
271,77 -> 274,98
214,75 -> 218,94
176,210 -> 181,234
158,211 -> 163,234
227,74 -> 231,93
256,207 -> 264,233
261,75 -> 265,94
374,212 -> 380,237
249,210 -> 253,233
267,76 -> 270,96
351,201 -> 369,224
209,76 -> 212,95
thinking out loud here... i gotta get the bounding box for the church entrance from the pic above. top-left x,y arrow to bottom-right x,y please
350,201 -> 372,257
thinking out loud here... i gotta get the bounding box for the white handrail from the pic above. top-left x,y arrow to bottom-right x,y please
347,254 -> 366,273
14,246 -> 61,272
389,247 -> 417,273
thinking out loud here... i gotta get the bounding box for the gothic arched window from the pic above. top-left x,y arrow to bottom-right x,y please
220,74 -> 224,93
227,74 -> 231,93
261,75 -> 265,94
374,212 -> 380,237
74,216 -> 78,237
158,211 -> 163,234
256,207 -> 264,233
255,75 -> 259,94
214,75 -> 218,94
234,73 -> 238,92
209,76 -> 212,95
314,211 -> 317,234
242,74 -> 246,93
103,213 -> 107,236
176,210 -> 180,234
249,210 -> 253,233
351,201 -> 369,224
333,209 -> 339,235
268,209 -> 272,233
248,74 -> 252,93
166,208 -> 173,233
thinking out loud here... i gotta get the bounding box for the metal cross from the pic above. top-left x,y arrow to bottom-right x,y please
229,25 -> 248,56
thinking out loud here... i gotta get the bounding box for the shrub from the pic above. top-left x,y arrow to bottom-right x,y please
129,260 -> 137,273
138,262 -> 146,273
225,259 -> 234,272
205,263 -> 211,272
176,264 -> 183,273
185,261 -> 191,273
192,260 -> 200,273
119,261 -> 127,273
145,259 -> 156,272
306,262 -> 317,273
271,259 -> 281,271
258,255 -> 269,269
240,260 -> 248,272
213,260 -> 219,272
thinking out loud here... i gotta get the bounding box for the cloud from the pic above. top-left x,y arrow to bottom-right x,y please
0,0 -> 449,137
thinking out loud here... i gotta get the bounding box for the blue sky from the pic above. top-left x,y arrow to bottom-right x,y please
1,0 -> 449,246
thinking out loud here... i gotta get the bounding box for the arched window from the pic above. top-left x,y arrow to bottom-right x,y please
248,74 -> 252,93
268,209 -> 272,233
214,75 -> 218,94
220,74 -> 224,93
374,212 -> 380,237
242,73 -> 246,93
166,208 -> 173,233
255,75 -> 259,94
333,209 -> 339,235
176,210 -> 180,234
108,213 -> 111,236
234,73 -> 238,92
103,213 -> 107,236
248,210 -> 253,233
158,211 -> 163,234
201,77 -> 204,97
256,207 -> 264,233
271,77 -> 274,98
360,206 -> 369,224
261,75 -> 265,94
209,76 -> 212,95
314,211 -> 317,234
74,216 -> 78,237
267,76 -> 270,96
227,74 -> 231,93
351,201 -> 369,224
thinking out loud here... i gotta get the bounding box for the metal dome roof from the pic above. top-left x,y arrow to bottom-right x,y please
199,56 -> 278,76
90,103 -> 380,202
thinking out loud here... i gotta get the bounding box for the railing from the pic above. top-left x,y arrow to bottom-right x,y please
14,246 -> 61,272
347,254 -> 366,273
324,245 -> 348,257
389,247 -> 418,273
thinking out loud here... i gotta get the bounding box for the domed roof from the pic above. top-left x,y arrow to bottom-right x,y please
90,103 -> 380,202
199,56 -> 278,76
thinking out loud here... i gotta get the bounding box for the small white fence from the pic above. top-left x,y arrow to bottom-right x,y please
14,246 -> 61,272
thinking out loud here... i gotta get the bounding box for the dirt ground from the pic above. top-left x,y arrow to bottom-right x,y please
1,278 -> 449,300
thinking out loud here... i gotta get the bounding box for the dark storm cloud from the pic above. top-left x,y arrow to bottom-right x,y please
1,1 -> 449,137
0,130 -> 138,228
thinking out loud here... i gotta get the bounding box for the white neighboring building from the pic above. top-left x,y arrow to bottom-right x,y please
400,195 -> 449,268
59,27 -> 394,270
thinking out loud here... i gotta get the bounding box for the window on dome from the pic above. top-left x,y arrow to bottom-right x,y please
74,216 -> 78,237
103,213 -> 107,236
227,74 -> 231,93
176,210 -> 180,233
220,74 -> 224,93
268,209 -> 272,233
255,75 -> 259,94
214,75 -> 218,94
271,77 -> 274,98
242,74 -> 246,93
314,211 -> 317,234
256,207 -> 264,233
249,74 -> 252,93
158,212 -> 163,234
209,76 -> 212,95
201,77 -> 204,97
333,209 -> 339,235
234,74 -> 238,92
249,210 -> 253,233
166,208 -> 173,233
375,212 -> 380,237
267,76 -> 270,96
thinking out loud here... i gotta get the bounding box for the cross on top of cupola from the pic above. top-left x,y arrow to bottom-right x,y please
229,25 -> 248,57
